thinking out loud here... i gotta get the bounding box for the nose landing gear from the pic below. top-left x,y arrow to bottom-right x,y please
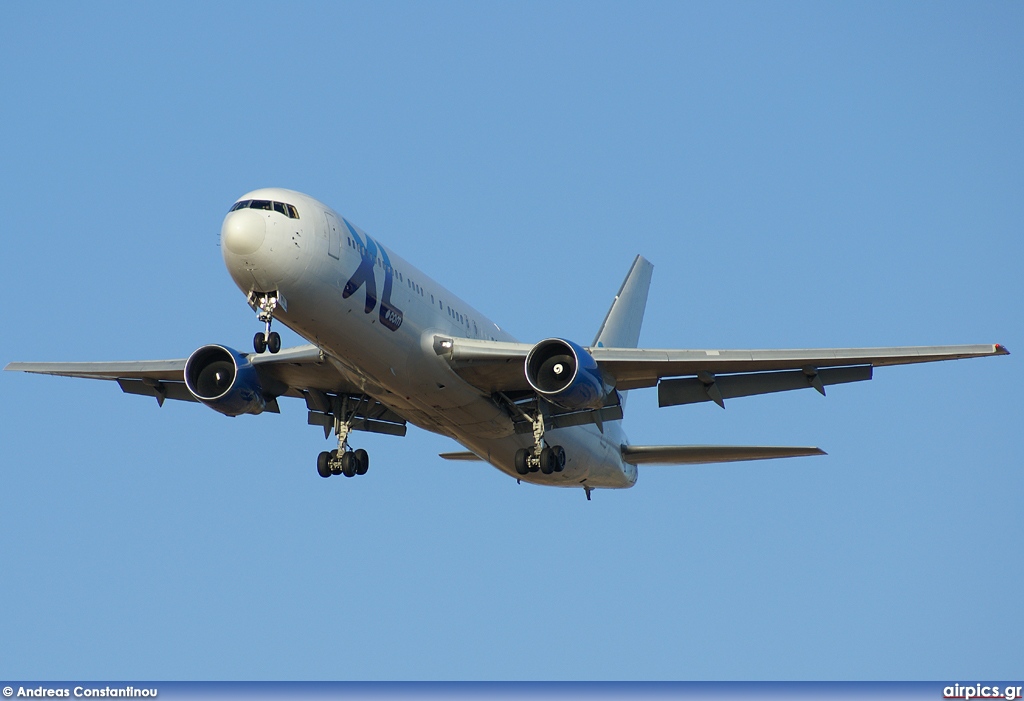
250,291 -> 282,354
254,330 -> 281,354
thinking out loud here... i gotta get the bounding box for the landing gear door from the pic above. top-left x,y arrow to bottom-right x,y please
325,210 -> 342,260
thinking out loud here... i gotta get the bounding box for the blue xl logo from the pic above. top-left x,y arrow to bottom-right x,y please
341,220 -> 403,332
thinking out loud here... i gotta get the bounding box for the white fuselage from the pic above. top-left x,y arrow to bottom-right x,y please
220,188 -> 637,489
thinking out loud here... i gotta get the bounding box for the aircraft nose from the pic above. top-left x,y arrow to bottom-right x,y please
221,210 -> 266,255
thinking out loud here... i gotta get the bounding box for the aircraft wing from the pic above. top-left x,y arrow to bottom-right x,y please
434,336 -> 1009,406
5,344 -> 365,413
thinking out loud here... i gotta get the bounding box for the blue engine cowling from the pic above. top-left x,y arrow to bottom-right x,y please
525,338 -> 606,410
184,344 -> 266,416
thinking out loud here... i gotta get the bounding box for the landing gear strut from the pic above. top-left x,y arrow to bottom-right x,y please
316,401 -> 370,479
513,404 -> 566,476
250,292 -> 281,354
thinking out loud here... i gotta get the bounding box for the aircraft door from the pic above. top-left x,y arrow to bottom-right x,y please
325,211 -> 342,259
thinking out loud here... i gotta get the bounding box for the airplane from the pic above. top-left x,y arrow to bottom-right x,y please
5,188 -> 1009,500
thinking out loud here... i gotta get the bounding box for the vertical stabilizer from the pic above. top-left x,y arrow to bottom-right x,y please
592,255 -> 654,349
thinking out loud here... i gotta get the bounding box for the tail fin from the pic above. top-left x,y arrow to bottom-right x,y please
592,255 -> 654,349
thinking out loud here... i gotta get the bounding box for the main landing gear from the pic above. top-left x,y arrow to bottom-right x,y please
317,447 -> 369,478
251,292 -> 281,354
513,408 -> 567,476
515,445 -> 566,475
316,407 -> 370,479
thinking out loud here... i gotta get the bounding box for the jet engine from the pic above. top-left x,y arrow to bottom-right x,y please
184,344 -> 266,416
525,338 -> 606,410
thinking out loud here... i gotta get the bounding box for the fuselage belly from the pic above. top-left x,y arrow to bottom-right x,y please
221,188 -> 636,489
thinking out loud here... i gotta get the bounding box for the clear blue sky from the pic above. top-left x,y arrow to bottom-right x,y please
1,1 -> 1021,681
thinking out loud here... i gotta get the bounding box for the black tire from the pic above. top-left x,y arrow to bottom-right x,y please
317,451 -> 332,478
540,446 -> 553,474
268,331 -> 281,354
253,332 -> 267,354
514,448 -> 529,475
342,451 -> 356,477
354,448 -> 369,475
552,445 -> 566,472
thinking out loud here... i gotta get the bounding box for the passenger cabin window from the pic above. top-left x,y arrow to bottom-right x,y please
229,199 -> 300,219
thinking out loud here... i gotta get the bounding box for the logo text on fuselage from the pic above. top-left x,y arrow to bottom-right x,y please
341,220 -> 404,332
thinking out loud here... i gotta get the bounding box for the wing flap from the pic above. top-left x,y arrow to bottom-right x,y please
117,378 -> 199,404
622,445 -> 826,465
658,365 -> 873,407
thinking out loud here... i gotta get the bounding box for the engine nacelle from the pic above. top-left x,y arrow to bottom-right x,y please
184,344 -> 266,416
525,338 -> 606,410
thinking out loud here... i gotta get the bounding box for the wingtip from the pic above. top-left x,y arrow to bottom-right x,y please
995,343 -> 1010,356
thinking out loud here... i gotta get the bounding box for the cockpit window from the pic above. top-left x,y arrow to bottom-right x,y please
228,199 -> 300,219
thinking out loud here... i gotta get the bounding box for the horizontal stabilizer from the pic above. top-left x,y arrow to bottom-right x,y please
438,451 -> 484,461
622,445 -> 826,465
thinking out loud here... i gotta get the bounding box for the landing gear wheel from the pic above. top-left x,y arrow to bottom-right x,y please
330,449 -> 342,475
317,451 -> 332,478
552,445 -> 566,472
341,451 -> 356,477
253,332 -> 267,354
354,448 -> 369,475
267,331 -> 281,354
514,449 -> 529,476
540,446 -> 554,474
